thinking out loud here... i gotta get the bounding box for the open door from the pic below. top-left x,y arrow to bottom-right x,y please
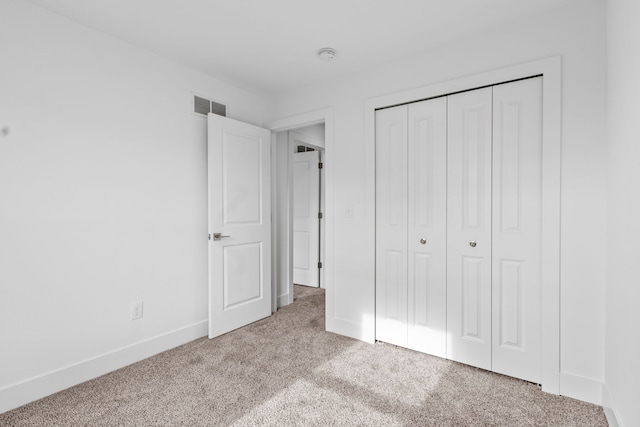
208,114 -> 271,339
293,149 -> 320,287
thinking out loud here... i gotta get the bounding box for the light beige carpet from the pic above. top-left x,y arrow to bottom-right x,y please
1,285 -> 607,426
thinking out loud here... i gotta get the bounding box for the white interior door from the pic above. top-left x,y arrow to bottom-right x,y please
446,87 -> 493,371
406,98 -> 448,357
375,105 -> 408,348
293,150 -> 320,287
208,114 -> 271,339
491,77 -> 542,383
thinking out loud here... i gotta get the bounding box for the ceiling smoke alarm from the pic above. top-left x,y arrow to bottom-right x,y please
318,48 -> 336,61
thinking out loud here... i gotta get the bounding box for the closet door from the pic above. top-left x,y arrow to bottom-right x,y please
375,105 -> 408,347
407,98 -> 447,357
491,77 -> 542,383
446,87 -> 493,370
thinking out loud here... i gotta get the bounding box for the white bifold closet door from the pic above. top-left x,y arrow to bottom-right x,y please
446,87 -> 494,371
375,104 -> 408,348
375,97 -> 447,356
491,78 -> 542,383
446,78 -> 543,382
376,77 -> 543,385
407,98 -> 447,357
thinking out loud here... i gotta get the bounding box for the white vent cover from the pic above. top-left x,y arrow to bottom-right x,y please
193,94 -> 226,117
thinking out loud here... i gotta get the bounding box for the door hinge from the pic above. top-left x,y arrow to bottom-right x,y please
318,212 -> 323,219
208,233 -> 211,241
318,262 -> 323,269
318,162 -> 323,169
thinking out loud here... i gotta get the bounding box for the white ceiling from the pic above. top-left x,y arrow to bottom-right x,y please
27,0 -> 579,96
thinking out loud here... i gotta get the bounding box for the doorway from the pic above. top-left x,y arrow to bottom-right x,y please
271,121 -> 326,310
291,131 -> 324,288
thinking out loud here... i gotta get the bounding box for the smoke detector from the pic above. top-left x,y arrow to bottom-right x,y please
318,48 -> 336,61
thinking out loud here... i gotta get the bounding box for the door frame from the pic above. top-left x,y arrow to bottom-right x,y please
268,108 -> 334,319
365,57 -> 561,394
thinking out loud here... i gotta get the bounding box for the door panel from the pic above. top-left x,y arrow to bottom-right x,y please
223,243 -> 262,308
222,133 -> 262,224
375,105 -> 408,348
293,150 -> 320,287
383,250 -> 404,320
447,87 -> 492,370
462,256 -> 484,339
407,98 -> 447,357
208,114 -> 271,339
492,77 -> 542,383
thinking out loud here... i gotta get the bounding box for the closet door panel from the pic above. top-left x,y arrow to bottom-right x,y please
492,77 -> 542,383
407,98 -> 447,357
375,106 -> 408,347
447,88 -> 493,370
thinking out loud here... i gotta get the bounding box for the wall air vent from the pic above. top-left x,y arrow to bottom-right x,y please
193,94 -> 226,117
296,145 -> 315,153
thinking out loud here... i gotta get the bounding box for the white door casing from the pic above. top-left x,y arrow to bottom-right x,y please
407,98 -> 448,357
293,150 -> 320,287
491,78 -> 542,383
446,87 -> 493,371
208,113 -> 271,339
375,105 -> 408,348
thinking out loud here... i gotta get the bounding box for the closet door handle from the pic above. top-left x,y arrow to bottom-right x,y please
419,238 -> 427,244
469,241 -> 477,248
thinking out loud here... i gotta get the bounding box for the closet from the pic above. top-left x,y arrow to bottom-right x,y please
375,77 -> 542,384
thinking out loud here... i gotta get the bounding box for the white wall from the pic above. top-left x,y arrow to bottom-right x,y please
0,0 -> 267,412
605,0 -> 640,425
291,123 -> 325,147
268,0 -> 607,403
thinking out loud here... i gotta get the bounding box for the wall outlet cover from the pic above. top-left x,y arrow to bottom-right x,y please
131,302 -> 143,320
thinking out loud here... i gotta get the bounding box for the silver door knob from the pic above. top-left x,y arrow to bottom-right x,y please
419,238 -> 427,244
213,233 -> 230,241
469,241 -> 477,248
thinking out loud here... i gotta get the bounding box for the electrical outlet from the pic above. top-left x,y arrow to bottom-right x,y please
131,301 -> 143,320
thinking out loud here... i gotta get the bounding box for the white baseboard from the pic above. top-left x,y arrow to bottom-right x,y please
0,320 -> 208,414
559,372 -> 603,405
277,292 -> 291,308
601,384 -> 621,427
